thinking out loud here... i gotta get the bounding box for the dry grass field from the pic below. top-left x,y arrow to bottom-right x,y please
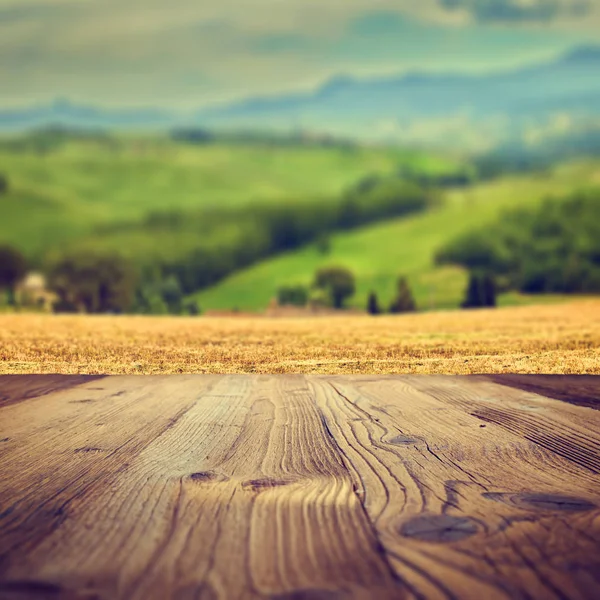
1,299 -> 599,374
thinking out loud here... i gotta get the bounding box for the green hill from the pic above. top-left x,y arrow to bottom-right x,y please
192,159 -> 600,312
0,133 -> 458,259
5,131 -> 597,314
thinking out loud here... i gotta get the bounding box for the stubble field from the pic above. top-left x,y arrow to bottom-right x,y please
1,300 -> 599,374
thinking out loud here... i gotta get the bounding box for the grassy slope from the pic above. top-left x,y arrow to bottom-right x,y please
0,137 -> 457,258
194,159 -> 600,312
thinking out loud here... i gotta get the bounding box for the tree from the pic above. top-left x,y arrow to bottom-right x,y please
48,252 -> 136,313
0,244 -> 27,305
160,275 -> 183,314
367,291 -> 381,315
482,273 -> 497,307
313,266 -> 356,309
462,272 -> 496,308
389,277 -> 416,313
462,273 -> 483,308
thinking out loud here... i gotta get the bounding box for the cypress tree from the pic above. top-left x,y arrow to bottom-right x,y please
390,276 -> 417,313
367,291 -> 381,315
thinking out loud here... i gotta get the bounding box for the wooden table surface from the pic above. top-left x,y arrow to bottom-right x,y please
1,375 -> 599,600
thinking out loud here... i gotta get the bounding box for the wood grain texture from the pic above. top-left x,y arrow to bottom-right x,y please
313,376 -> 600,600
479,374 -> 600,411
408,376 -> 600,474
0,375 -> 105,408
0,375 -> 599,600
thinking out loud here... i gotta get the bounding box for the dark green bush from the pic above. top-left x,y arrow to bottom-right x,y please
277,285 -> 309,307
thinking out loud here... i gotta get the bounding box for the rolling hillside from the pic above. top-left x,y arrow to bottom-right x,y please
0,134 -> 457,259
193,159 -> 600,312
3,130 -> 598,314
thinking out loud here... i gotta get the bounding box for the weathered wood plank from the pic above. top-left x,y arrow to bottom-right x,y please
1,375 -> 599,599
479,375 -> 600,411
0,375 -> 105,408
311,375 -> 600,600
0,376 -> 220,571
0,375 -> 406,599
408,375 -> 600,474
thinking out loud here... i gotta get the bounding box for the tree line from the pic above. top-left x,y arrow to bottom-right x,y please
277,267 -> 417,314
436,190 -> 600,295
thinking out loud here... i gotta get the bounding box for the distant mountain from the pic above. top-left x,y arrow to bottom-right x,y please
194,45 -> 600,149
1,46 -> 600,151
0,98 -> 176,131
560,45 -> 600,64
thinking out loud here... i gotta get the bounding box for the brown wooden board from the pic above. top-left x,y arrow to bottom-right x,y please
478,374 -> 600,411
1,375 -> 599,599
0,375 -> 105,408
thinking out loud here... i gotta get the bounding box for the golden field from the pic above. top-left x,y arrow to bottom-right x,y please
1,300 -> 599,374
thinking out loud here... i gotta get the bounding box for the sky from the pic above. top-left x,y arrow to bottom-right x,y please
1,0 -> 599,109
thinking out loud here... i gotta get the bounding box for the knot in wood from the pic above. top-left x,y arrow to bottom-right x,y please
400,514 -> 478,542
483,491 -> 596,512
242,478 -> 290,492
515,492 -> 596,512
388,435 -> 420,445
189,471 -> 229,483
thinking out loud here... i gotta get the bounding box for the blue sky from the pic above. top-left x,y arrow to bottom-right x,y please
0,0 -> 598,108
